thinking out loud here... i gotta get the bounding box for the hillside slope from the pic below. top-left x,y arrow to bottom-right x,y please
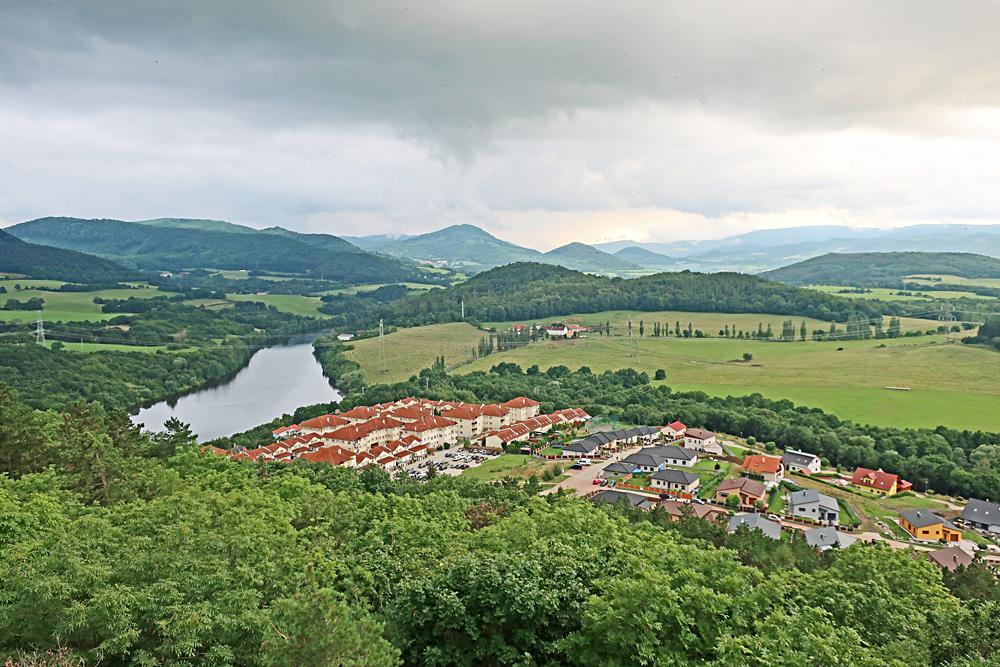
0,228 -> 140,283
8,217 -> 417,283
543,242 -> 640,272
373,262 -> 893,326
614,246 -> 680,269
378,224 -> 543,267
763,251 -> 1000,286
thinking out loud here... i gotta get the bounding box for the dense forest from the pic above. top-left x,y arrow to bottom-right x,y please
319,262 -> 900,328
0,228 -> 141,283
762,251 -> 1000,287
1,383 -> 999,666
7,217 -> 421,283
963,317 -> 1000,351
0,301 -> 324,410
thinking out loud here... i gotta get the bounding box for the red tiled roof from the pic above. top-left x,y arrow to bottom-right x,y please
340,406 -> 379,420
665,420 -> 686,432
299,414 -> 351,430
501,396 -> 540,409
742,455 -> 782,475
479,404 -> 510,417
404,415 -> 456,432
852,467 -> 904,491
301,446 -> 354,466
441,405 -> 484,420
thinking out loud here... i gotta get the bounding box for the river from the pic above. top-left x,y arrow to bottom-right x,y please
131,335 -> 342,440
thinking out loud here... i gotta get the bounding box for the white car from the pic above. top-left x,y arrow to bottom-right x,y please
577,458 -> 592,466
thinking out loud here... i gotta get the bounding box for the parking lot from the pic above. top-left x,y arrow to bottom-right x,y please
400,447 -> 501,481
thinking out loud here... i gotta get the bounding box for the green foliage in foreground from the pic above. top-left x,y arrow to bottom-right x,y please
1,384 -> 999,666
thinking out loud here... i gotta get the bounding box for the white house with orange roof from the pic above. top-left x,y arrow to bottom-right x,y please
339,405 -> 381,424
479,404 -> 512,431
440,405 -> 485,439
298,414 -> 351,435
661,421 -> 686,441
271,424 -> 301,440
500,396 -> 541,421
403,415 -> 456,450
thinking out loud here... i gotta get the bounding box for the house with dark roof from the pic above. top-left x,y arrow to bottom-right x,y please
590,489 -> 657,511
622,445 -> 698,472
728,513 -> 782,540
926,546 -> 975,572
650,468 -> 700,495
683,427 -> 722,454
788,489 -> 840,525
781,449 -> 822,475
960,498 -> 1000,534
804,526 -> 856,551
599,462 -> 636,480
899,509 -> 962,542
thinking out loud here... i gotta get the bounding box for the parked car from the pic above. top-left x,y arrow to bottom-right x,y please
592,479 -> 602,485
767,513 -> 781,522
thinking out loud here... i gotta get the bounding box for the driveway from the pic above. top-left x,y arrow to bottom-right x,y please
541,443 -> 651,496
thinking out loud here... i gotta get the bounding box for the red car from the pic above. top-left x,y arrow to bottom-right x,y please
592,479 -> 602,485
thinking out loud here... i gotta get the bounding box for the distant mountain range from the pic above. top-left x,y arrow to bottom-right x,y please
344,222 -> 1000,274
762,251 -> 1000,287
6,217 -> 419,283
0,228 -> 140,283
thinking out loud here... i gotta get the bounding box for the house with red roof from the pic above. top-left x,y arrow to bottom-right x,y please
440,405 -> 486,439
298,414 -> 351,434
742,455 -> 785,488
661,421 -> 686,441
271,424 -> 301,440
403,415 -> 456,450
479,403 -> 512,431
500,396 -> 541,421
339,405 -> 381,423
851,467 -> 912,496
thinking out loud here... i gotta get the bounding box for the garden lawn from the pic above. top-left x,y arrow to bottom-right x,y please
459,454 -> 558,483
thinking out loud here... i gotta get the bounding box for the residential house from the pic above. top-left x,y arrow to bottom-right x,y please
563,437 -> 604,458
657,499 -> 728,524
650,469 -> 700,495
440,405 -> 485,439
899,509 -> 963,542
926,546 -> 975,572
478,404 -> 512,432
804,526 -> 857,551
402,415 -> 456,450
336,333 -> 355,341
781,449 -> 822,475
684,428 -> 722,455
589,489 -> 658,511
728,513 -> 782,540
622,450 -> 666,472
297,414 -> 351,435
851,467 -> 912,496
960,498 -> 1000,534
599,462 -> 635,480
271,424 -> 300,440
714,477 -> 767,508
661,420 -> 686,441
545,324 -> 571,338
788,489 -> 840,525
648,445 -> 698,467
742,455 -> 784,488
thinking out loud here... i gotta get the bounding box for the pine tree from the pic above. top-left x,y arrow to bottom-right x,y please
800,321 -> 807,341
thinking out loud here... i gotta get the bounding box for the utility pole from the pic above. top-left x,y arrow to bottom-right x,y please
378,319 -> 387,374
461,299 -> 465,320
35,315 -> 45,344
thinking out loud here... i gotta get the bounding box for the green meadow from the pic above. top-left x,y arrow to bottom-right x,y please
905,274 -> 1000,289
342,322 -> 485,384
808,284 -> 995,302
225,293 -> 327,317
0,281 -> 173,322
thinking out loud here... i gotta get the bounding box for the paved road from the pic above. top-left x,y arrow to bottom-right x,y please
540,443 -> 650,496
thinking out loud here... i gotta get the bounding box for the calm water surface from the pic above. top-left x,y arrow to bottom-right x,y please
132,336 -> 341,440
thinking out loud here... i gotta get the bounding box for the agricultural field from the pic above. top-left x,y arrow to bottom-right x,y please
0,281 -> 173,322
320,281 -> 443,296
225,293 -> 326,317
343,322 -> 485,383
41,341 -> 167,353
906,274 -> 1000,289
459,323 -> 1000,431
808,284 -> 996,302
484,309 -> 948,338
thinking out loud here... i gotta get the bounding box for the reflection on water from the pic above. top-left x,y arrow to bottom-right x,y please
132,336 -> 341,440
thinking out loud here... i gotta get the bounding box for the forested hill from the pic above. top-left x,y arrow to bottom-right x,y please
377,223 -> 544,267
0,228 -> 140,283
763,251 -> 1000,286
356,262 -> 893,325
543,242 -> 640,272
8,217 -> 418,283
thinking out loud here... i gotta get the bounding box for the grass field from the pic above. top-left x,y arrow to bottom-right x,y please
0,283 -> 174,322
808,285 -> 995,302
484,309 -> 948,337
459,454 -> 556,482
320,282 -> 443,296
906,274 -> 1000,289
225,293 -> 326,317
344,322 -> 486,383
459,327 -> 1000,431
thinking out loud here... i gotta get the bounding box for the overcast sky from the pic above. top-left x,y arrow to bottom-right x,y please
2,1 -> 1000,249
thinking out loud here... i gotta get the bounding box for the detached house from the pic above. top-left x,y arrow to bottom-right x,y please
960,498 -> 1000,534
650,469 -> 700,496
661,421 -> 686,441
805,526 -> 856,551
926,546 -> 975,572
684,428 -> 722,455
899,509 -> 962,542
851,467 -> 912,496
715,477 -> 767,508
590,489 -> 658,511
788,489 -> 840,525
742,455 -> 784,488
781,449 -> 822,475
728,513 -> 782,540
